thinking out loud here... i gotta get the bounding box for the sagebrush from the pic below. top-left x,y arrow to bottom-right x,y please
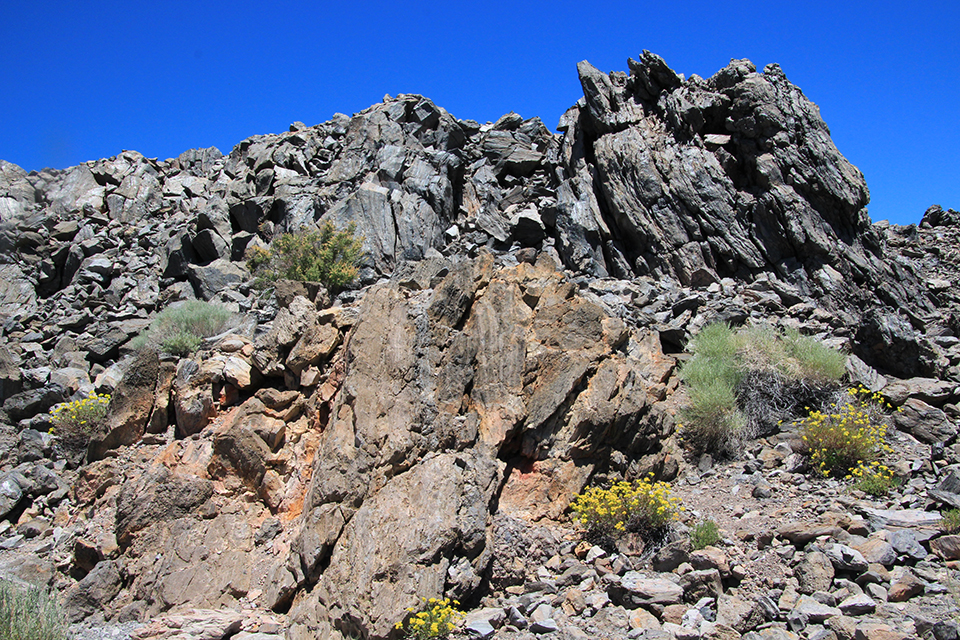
247,222 -> 363,293
130,300 -> 233,356
0,579 -> 68,640
680,322 -> 845,455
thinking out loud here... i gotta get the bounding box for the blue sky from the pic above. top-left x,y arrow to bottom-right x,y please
1,1 -> 956,225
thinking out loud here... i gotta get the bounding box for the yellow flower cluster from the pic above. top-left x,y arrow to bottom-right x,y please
799,385 -> 894,478
394,597 -> 462,640
849,460 -> 898,496
50,392 -> 111,436
570,474 -> 682,537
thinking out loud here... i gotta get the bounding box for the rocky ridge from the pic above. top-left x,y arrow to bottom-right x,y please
0,52 -> 958,640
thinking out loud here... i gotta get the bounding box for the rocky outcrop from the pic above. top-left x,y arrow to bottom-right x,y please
1,51 -> 959,640
554,53 -> 929,318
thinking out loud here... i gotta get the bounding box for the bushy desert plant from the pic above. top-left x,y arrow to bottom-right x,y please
799,386 -> 895,478
680,322 -> 845,454
49,391 -> 111,439
130,300 -> 233,356
247,222 -> 363,293
570,475 -> 682,541
690,519 -> 721,550
395,597 -> 463,640
0,579 -> 68,640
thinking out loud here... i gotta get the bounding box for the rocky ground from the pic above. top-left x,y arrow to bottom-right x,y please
1,51 -> 960,640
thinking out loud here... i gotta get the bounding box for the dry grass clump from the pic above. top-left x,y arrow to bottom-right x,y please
680,322 -> 846,455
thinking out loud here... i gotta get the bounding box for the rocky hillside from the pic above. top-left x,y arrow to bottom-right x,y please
0,52 -> 959,640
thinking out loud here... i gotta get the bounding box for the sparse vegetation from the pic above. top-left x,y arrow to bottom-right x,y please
0,579 -> 68,640
941,509 -> 960,534
679,322 -> 846,455
247,222 -> 363,293
130,300 -> 233,356
570,475 -> 682,543
49,391 -> 111,440
690,519 -> 721,550
395,597 -> 463,640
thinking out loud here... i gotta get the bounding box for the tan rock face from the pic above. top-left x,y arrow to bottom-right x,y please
287,255 -> 675,638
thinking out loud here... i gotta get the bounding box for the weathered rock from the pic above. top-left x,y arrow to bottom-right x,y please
115,466 -> 214,546
609,572 -> 684,608
887,568 -> 925,602
62,560 -> 122,622
797,550 -> 835,594
894,398 -> 956,444
88,348 -> 159,460
290,451 -> 500,639
930,534 -> 960,560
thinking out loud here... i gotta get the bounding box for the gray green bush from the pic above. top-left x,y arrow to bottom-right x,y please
130,300 -> 233,356
679,322 -> 845,455
0,579 -> 68,640
247,221 -> 364,294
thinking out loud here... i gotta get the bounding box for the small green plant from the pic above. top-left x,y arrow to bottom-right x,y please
395,597 -> 463,639
941,509 -> 960,534
849,461 -> 900,496
247,222 -> 363,293
50,391 -> 111,439
130,300 -> 233,356
570,475 -> 682,540
0,579 -> 68,640
690,519 -> 721,550
799,386 -> 895,478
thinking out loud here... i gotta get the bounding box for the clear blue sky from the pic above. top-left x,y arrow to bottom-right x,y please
1,1 -> 956,225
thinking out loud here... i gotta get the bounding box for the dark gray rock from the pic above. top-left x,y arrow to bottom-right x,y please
188,258 -> 248,300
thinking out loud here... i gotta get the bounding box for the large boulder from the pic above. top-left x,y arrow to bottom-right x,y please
88,349 -> 160,460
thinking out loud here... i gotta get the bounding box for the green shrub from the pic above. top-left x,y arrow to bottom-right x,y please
690,519 -> 721,550
248,222 -> 363,293
395,597 -> 463,639
50,391 -> 111,440
680,322 -> 845,454
0,579 -> 68,640
132,300 -> 233,356
570,476 -> 682,540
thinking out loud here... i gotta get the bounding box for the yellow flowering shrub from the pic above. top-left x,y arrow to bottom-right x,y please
569,475 -> 682,538
849,461 -> 899,496
395,597 -> 463,640
50,392 -> 111,438
799,385 -> 895,478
